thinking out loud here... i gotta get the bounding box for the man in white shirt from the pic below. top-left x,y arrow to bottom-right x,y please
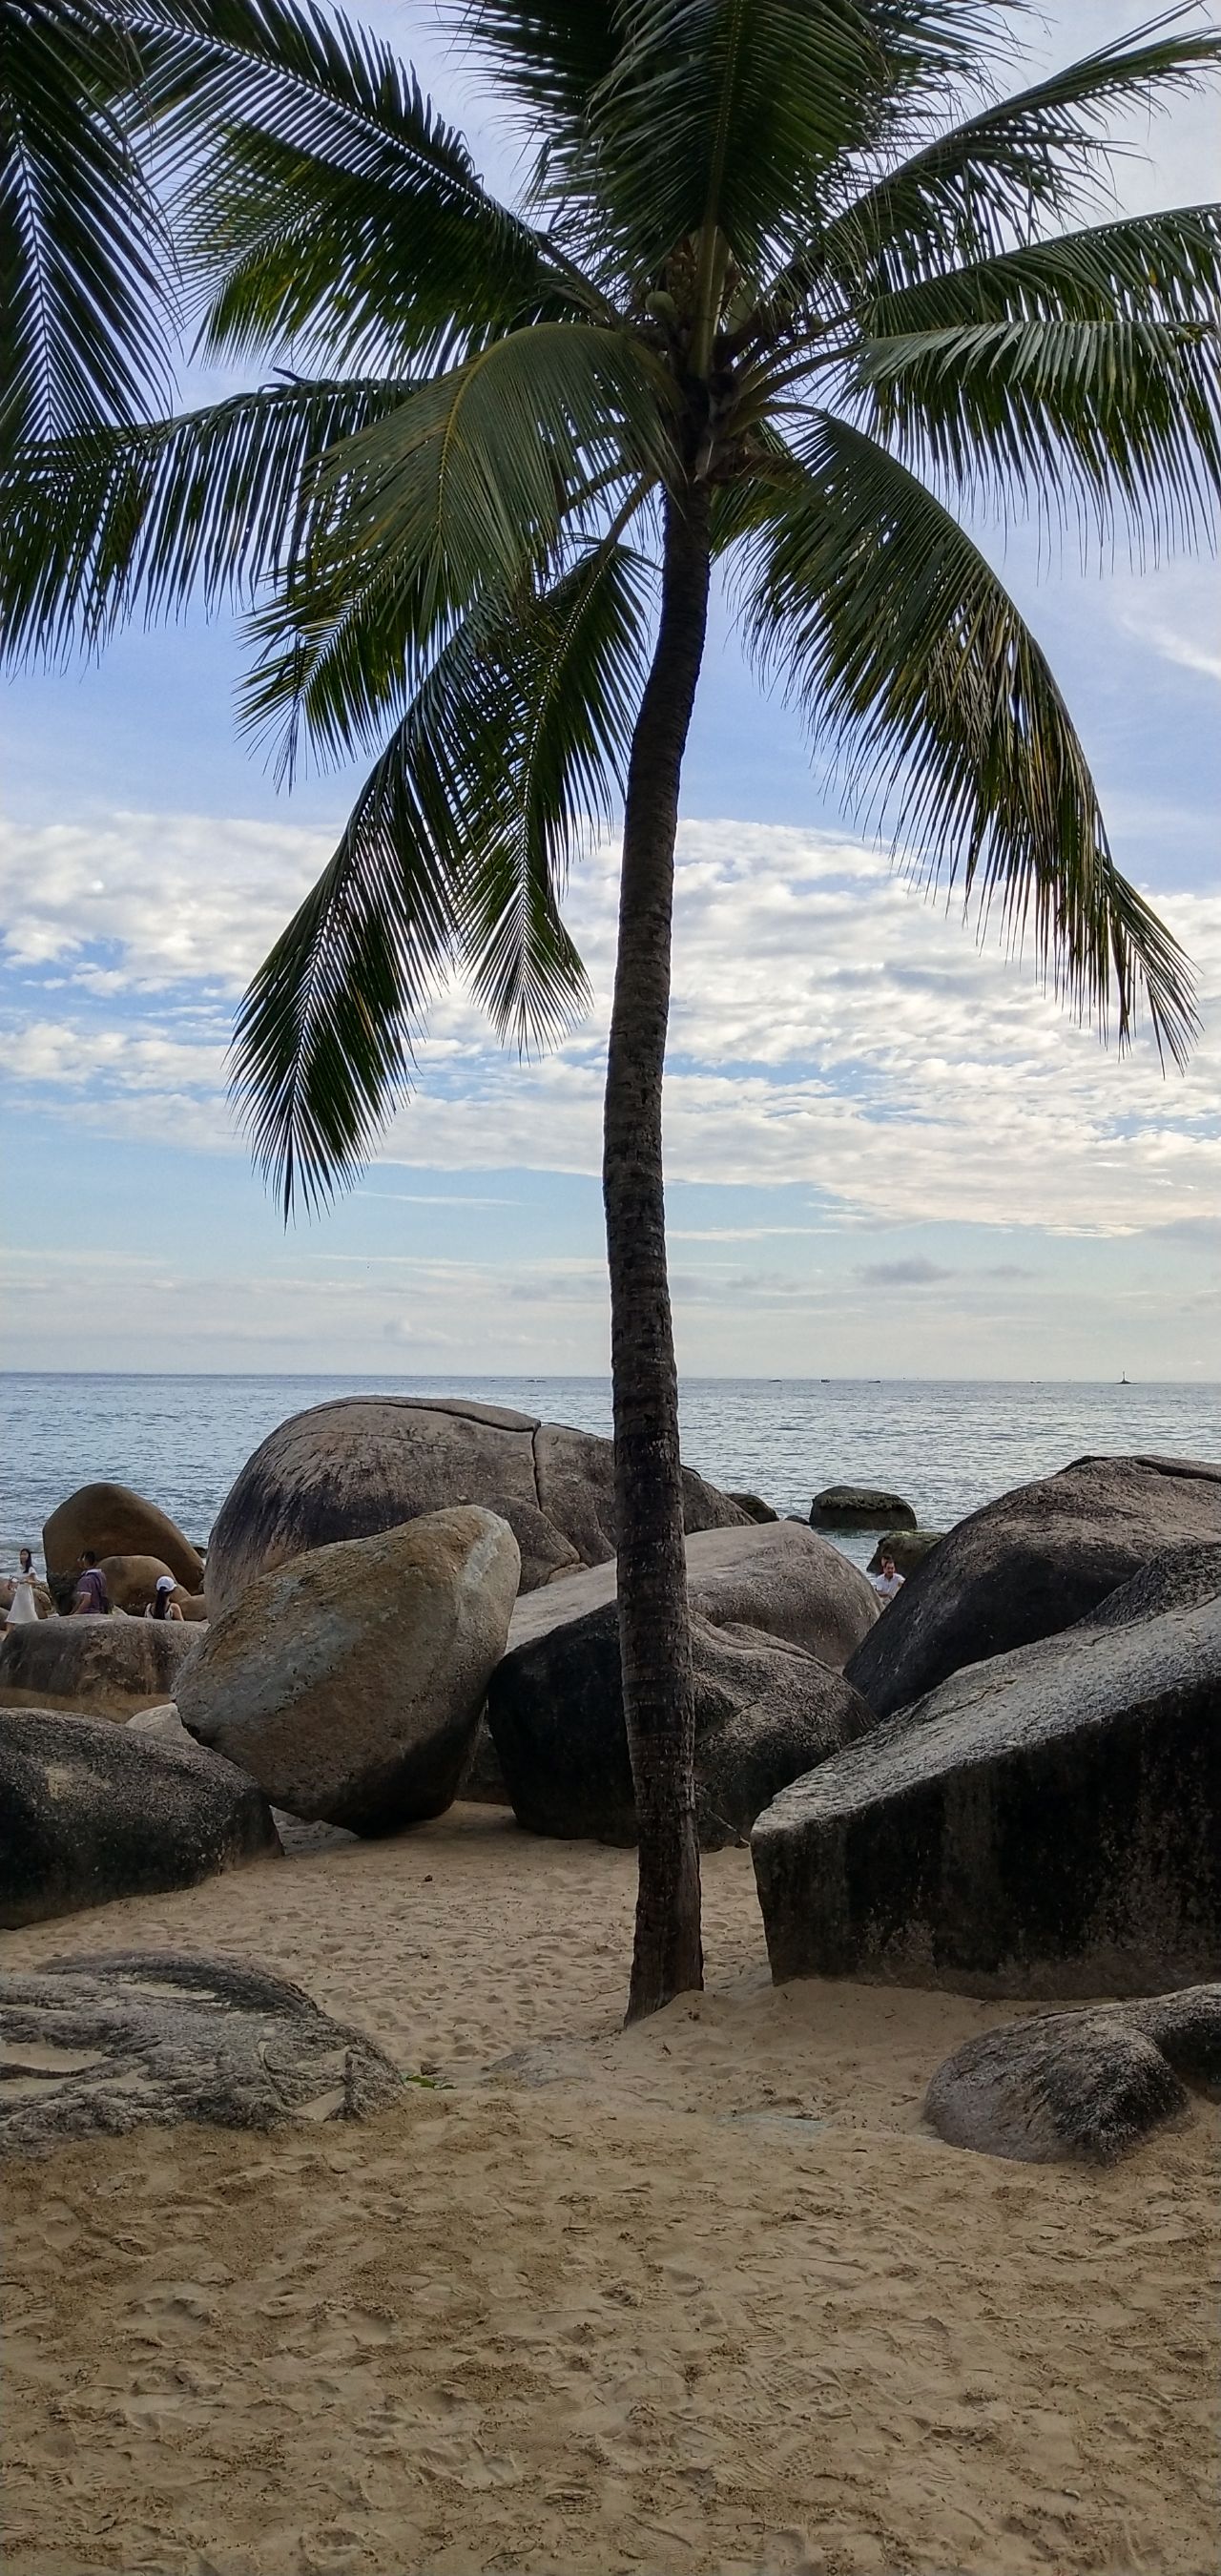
871,1554 -> 904,1602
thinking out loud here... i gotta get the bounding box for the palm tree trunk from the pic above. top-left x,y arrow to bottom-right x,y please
604,481 -> 712,2025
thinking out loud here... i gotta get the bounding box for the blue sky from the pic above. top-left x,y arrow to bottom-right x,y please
2,0 -> 1218,1379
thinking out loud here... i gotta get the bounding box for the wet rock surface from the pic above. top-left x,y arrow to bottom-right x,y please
810,1486 -> 917,1531
0,1951 -> 402,2153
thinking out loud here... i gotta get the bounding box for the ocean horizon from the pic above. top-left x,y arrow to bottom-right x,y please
5,1371 -> 1217,1571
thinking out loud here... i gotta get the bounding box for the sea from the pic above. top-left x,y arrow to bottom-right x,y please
3,1374 -> 1218,1574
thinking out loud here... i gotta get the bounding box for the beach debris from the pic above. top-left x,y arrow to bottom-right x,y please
202,1393 -> 750,1618
753,1556 -> 1221,1996
0,1951 -> 402,2154
924,1985 -> 1221,2162
845,1452 -> 1221,1721
0,1708 -> 279,1930
809,1485 -> 917,1531
0,1612 -> 199,1721
490,1602 -> 874,1848
43,1482 -> 203,1607
179,1506 -> 521,1836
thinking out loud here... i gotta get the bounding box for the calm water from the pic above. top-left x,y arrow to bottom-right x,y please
3,1374 -> 1217,1572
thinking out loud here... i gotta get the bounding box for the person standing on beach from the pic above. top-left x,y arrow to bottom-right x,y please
72,1550 -> 111,1615
3,1548 -> 40,1630
871,1555 -> 904,1603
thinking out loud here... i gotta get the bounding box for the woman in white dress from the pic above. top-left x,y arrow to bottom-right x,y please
3,1548 -> 41,1630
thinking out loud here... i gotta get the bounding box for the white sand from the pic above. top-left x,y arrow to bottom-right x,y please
2,1807 -> 1217,2575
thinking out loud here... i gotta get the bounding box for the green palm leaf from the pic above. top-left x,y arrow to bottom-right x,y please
0,0 -> 174,451
236,323 -> 672,769
0,375 -> 408,659
860,310 -> 1221,548
743,412 -> 1197,1062
754,10 -> 1221,343
232,537 -> 652,1210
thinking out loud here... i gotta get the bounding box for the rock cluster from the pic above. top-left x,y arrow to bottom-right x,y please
14,1423 -> 1220,2032
844,1452 -> 1221,1718
43,1483 -> 203,1604
203,1395 -> 750,1618
490,1604 -> 873,1846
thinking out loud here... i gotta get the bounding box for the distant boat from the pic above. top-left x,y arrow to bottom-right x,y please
1120,1372 -> 1131,1385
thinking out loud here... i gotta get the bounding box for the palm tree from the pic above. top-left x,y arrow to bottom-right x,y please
4,0 -> 1219,2019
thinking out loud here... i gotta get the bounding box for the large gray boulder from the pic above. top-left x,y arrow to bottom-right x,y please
0,1614 -> 198,1719
489,1606 -> 874,1848
507,1520 -> 879,1668
0,1709 -> 279,1928
752,1548 -> 1221,1997
179,1506 -> 520,1835
204,1395 -> 749,1618
0,1952 -> 401,2154
924,1985 -> 1221,2165
43,1482 -> 203,1602
845,1453 -> 1221,1718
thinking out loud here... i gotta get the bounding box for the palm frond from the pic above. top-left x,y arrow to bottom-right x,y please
583,0 -> 893,289
860,304 -> 1221,550
0,375 -> 407,661
459,530 -> 653,1043
867,202 -> 1221,329
742,410 -> 1198,1062
0,0 -> 174,451
755,10 -> 1221,337
237,323 -> 672,768
124,0 -> 604,344
233,538 -> 652,1210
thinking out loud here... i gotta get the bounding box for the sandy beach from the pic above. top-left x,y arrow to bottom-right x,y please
2,1807 -> 1217,2576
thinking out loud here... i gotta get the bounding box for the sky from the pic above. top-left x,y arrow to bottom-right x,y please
2,0 -> 1218,1381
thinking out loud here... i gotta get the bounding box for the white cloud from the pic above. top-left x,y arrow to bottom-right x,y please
1131,628 -> 1221,687
0,810 -> 324,990
2,811 -> 1218,1245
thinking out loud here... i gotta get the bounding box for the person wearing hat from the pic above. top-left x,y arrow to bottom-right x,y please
145,1574 -> 185,1623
